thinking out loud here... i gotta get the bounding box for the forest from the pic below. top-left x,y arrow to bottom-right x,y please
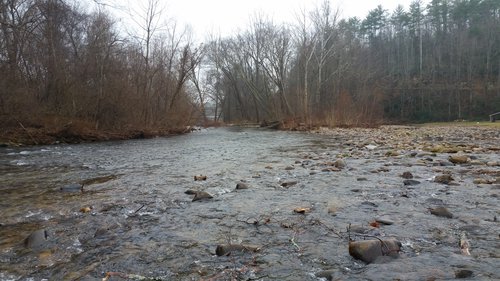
1,0 -> 499,138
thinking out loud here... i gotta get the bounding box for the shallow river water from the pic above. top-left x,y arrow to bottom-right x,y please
0,126 -> 498,280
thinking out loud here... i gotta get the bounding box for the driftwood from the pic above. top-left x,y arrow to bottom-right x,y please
489,112 -> 500,122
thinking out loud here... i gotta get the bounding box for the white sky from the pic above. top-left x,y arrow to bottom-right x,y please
164,0 -> 427,40
93,0 -> 428,41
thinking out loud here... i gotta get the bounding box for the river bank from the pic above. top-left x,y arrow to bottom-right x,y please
0,118 -> 193,146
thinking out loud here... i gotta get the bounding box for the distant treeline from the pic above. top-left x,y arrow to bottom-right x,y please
1,0 -> 499,131
206,0 -> 500,125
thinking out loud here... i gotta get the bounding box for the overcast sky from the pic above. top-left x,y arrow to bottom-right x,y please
166,0 -> 427,39
97,0 -> 428,41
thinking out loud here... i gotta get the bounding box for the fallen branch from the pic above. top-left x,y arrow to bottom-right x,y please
460,231 -> 471,255
14,117 -> 38,145
290,231 -> 300,251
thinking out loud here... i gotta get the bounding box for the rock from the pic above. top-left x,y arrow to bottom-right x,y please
348,239 -> 401,264
361,201 -> 378,207
184,189 -> 198,195
385,150 -> 400,157
215,244 -> 260,256
375,216 -> 395,225
80,206 -> 92,213
404,179 -> 421,186
235,182 -> 249,190
293,207 -> 311,214
434,174 -> 454,184
438,160 -> 455,166
285,166 -> 295,170
60,183 -> 83,192
280,181 -> 297,187
473,178 -> 493,185
192,191 -> 213,201
24,229 -> 49,251
449,155 -> 469,164
401,171 -> 413,179
194,175 -> 207,181
455,269 -> 473,279
357,177 -> 368,181
486,161 -> 499,167
333,159 -> 346,169
429,206 -> 453,218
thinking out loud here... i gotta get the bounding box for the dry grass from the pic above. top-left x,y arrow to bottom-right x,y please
418,121 -> 500,128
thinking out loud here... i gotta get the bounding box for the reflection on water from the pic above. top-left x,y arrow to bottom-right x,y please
0,127 -> 498,280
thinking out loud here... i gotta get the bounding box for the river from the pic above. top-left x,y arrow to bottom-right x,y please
0,126 -> 498,280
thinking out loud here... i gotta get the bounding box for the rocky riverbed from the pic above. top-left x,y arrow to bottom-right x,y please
0,125 -> 498,280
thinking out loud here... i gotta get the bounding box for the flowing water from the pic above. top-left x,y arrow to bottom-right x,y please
0,127 -> 498,280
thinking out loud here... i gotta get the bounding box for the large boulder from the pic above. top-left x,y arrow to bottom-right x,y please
24,229 -> 49,251
348,238 -> 401,264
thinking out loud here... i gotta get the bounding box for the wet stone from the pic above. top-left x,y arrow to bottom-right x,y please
455,269 -> 473,279
348,239 -> 401,264
333,159 -> 346,169
376,216 -> 395,225
438,160 -> 455,166
449,155 -> 469,164
194,175 -> 207,181
280,181 -> 297,187
473,178 -> 494,185
434,174 -> 454,184
215,244 -> 260,256
401,171 -> 413,179
192,191 -> 213,201
429,206 -> 453,218
24,229 -> 49,251
184,189 -> 198,195
404,179 -> 421,186
235,182 -> 249,190
361,201 -> 378,207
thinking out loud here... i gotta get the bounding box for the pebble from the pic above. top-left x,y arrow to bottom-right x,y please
375,216 -> 395,225
401,171 -> 413,179
429,206 -> 453,218
455,269 -> 473,279
404,179 -> 421,186
194,175 -> 207,181
235,182 -> 249,190
449,155 -> 469,164
434,174 -> 454,184
280,181 -> 297,187
192,191 -> 213,201
333,159 -> 346,169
